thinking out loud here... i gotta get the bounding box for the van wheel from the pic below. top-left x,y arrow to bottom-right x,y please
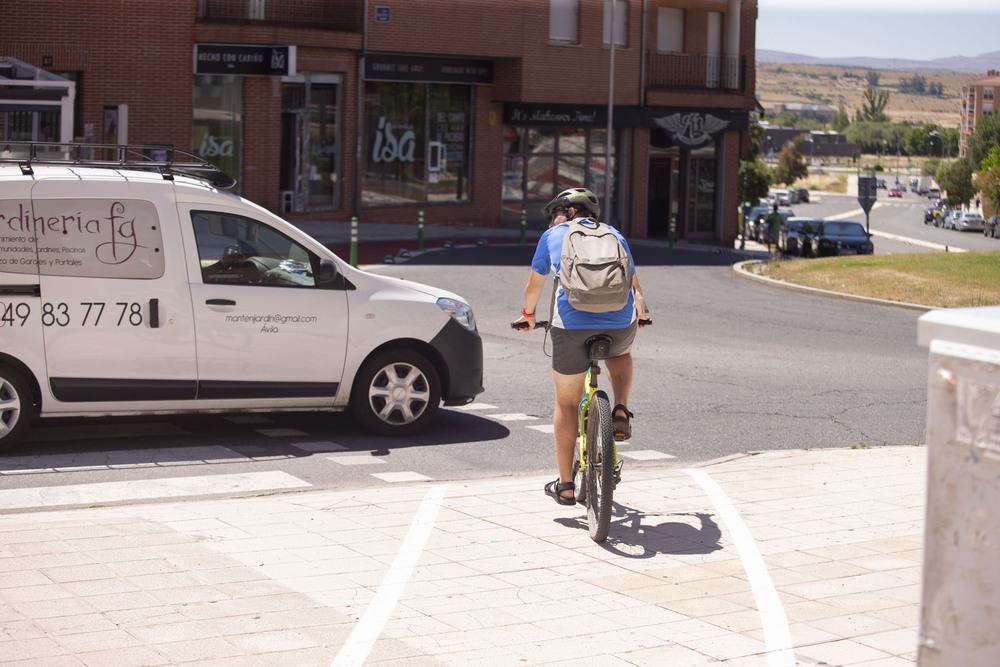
0,366 -> 33,449
351,349 -> 441,436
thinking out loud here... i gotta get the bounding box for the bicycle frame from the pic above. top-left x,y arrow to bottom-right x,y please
576,363 -> 616,477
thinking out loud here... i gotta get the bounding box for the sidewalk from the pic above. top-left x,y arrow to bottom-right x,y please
0,445 -> 926,665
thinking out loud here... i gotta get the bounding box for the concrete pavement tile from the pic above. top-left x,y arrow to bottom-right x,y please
594,603 -> 689,628
809,612 -> 901,639
0,569 -> 55,588
642,617 -> 731,643
781,598 -> 844,623
796,638 -> 893,665
685,632 -> 768,661
430,606 -> 524,632
52,628 -> 143,654
0,636 -> 76,663
31,613 -> 118,637
617,641 -> 719,665
0,656 -> 85,667
147,584 -> 229,606
126,618 -> 221,645
587,571 -> 665,592
0,618 -> 45,641
657,593 -> 752,618
700,608 -> 768,634
225,628 -> 325,654
10,596 -> 97,620
2,583 -> 75,603
867,604 -> 919,628
855,627 -> 919,656
61,578 -> 143,597
823,590 -> 916,615
146,637 -> 243,663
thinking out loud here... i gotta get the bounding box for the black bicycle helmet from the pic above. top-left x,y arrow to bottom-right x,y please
542,187 -> 601,222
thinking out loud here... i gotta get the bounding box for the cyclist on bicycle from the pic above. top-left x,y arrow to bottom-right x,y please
514,188 -> 647,506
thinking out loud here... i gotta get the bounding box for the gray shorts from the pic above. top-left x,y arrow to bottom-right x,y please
550,322 -> 637,375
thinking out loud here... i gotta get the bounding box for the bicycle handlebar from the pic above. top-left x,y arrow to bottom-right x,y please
511,320 -> 549,330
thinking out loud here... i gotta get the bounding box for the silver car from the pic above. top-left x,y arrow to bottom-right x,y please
953,211 -> 985,232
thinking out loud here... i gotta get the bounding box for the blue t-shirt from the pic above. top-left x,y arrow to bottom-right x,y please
531,219 -> 636,330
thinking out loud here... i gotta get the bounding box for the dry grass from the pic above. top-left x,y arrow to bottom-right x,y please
757,252 -> 1000,308
756,63 -> 967,128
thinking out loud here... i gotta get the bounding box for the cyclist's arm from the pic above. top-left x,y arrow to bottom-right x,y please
515,269 -> 547,328
632,273 -> 650,327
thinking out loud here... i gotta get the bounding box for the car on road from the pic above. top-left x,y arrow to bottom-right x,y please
942,209 -> 962,230
796,187 -> 810,203
876,179 -> 887,189
986,215 -> 1000,238
950,211 -> 985,232
888,186 -> 902,198
808,220 -> 874,257
781,217 -> 820,257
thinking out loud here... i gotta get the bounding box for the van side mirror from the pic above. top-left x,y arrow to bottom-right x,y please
318,258 -> 355,290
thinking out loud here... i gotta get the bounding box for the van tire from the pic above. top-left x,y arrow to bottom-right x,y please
0,365 -> 33,449
351,349 -> 441,435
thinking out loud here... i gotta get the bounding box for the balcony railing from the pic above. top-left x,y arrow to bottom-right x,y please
645,52 -> 745,92
199,0 -> 362,32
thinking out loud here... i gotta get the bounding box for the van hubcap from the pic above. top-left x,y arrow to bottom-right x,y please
368,362 -> 429,425
0,378 -> 21,438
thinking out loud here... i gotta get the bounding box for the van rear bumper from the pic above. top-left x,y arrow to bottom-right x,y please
430,319 -> 484,405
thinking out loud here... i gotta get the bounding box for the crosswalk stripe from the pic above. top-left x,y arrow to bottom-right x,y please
327,455 -> 387,466
0,471 -> 311,510
620,450 -> 676,461
0,446 -> 249,475
371,471 -> 432,483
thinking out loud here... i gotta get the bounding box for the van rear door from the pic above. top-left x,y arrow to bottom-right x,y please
30,179 -> 199,407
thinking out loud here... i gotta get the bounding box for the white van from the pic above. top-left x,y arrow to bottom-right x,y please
0,144 -> 483,448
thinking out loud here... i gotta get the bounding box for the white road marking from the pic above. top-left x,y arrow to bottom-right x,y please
452,402 -> 498,411
0,471 -> 311,510
371,472 -> 432,483
0,446 -> 249,475
327,455 -> 387,466
685,468 -> 794,667
332,484 -> 449,667
527,424 -> 555,434
255,428 -> 310,437
619,450 -> 676,460
489,413 -> 539,422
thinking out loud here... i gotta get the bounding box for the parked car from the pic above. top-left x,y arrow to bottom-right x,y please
755,208 -> 795,243
943,210 -> 963,230
809,220 -> 874,256
952,211 -> 985,232
924,205 -> 943,225
888,186 -> 902,198
909,177 -> 919,191
876,179 -> 887,189
746,205 -> 771,241
781,217 -> 819,257
927,187 -> 941,199
986,215 -> 1000,238
0,143 -> 484,447
796,187 -> 810,203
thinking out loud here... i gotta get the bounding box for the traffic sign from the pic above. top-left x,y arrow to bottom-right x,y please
858,175 -> 877,214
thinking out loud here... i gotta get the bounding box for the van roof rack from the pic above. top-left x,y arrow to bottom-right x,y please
0,142 -> 237,189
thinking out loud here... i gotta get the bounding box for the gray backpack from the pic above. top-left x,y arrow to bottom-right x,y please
558,219 -> 633,313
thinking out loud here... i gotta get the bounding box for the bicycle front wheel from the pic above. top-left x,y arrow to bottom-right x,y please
585,390 -> 615,543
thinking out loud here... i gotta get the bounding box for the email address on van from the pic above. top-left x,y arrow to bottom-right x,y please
225,313 -> 318,325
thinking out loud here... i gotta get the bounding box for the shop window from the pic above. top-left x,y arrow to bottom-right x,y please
603,0 -> 627,47
549,0 -> 578,44
502,126 -> 615,228
281,73 -> 342,212
657,7 -> 684,53
363,81 -> 470,205
193,76 -> 243,192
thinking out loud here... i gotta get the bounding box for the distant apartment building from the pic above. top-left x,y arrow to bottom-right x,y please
959,69 -> 999,159
1,0 -> 759,246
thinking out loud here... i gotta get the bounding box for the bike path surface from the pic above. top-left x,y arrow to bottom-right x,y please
0,445 -> 924,665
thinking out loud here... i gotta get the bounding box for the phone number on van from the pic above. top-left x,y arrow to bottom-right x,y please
0,301 -> 144,328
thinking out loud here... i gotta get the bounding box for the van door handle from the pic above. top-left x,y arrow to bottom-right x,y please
206,299 -> 236,306
148,298 -> 159,328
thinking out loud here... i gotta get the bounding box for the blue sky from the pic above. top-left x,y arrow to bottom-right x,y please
756,0 -> 1000,61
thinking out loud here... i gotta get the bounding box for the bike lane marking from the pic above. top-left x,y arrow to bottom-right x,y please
331,483 -> 449,667
684,468 -> 795,667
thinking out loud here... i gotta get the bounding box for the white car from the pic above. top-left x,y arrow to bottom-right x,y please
0,143 -> 484,447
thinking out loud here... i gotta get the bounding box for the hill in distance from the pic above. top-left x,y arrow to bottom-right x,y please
754,52 -> 999,127
757,49 -> 1000,74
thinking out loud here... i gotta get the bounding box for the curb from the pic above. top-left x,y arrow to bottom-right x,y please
732,259 -> 935,312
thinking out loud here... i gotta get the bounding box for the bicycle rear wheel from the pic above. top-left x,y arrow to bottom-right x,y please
585,390 -> 615,542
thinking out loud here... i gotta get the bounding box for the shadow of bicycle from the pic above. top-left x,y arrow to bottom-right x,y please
555,504 -> 722,558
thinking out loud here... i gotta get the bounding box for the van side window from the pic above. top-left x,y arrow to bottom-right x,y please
191,212 -> 317,287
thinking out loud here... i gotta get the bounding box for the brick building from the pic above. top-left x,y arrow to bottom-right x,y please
1,0 -> 758,245
959,69 -> 999,159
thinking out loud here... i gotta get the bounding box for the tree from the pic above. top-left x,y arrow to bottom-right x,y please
774,139 -> 808,186
979,165 -> 1000,210
939,159 -> 976,208
968,113 -> 1000,171
830,104 -> 850,133
857,87 -> 890,123
740,159 -> 771,204
866,70 -> 881,87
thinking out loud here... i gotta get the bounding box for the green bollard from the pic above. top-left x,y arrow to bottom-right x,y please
520,209 -> 526,244
417,209 -> 424,252
350,216 -> 358,267
837,235 -> 842,256
669,218 -> 676,249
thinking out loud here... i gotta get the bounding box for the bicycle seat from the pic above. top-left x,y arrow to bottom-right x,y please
585,334 -> 613,361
